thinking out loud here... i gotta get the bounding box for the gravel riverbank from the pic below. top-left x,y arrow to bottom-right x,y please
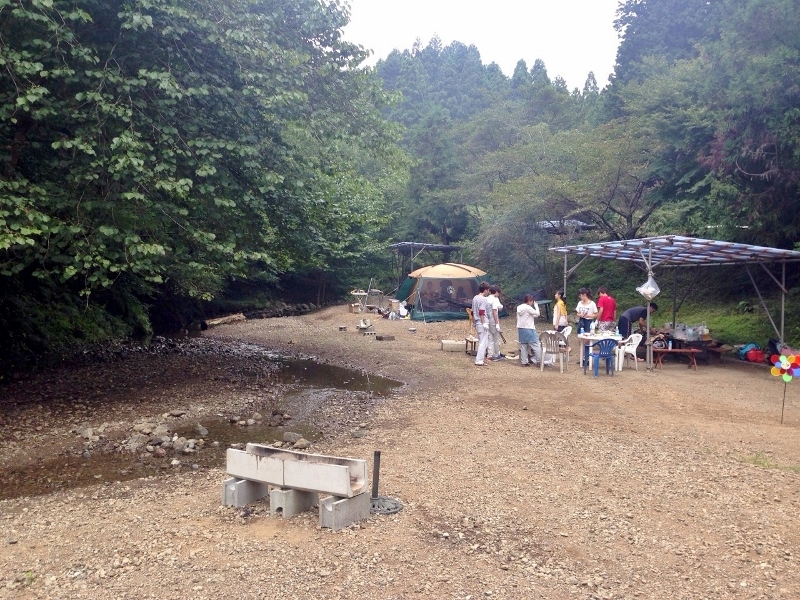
1,306 -> 799,599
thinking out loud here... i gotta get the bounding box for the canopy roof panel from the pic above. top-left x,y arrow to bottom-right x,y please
550,235 -> 800,268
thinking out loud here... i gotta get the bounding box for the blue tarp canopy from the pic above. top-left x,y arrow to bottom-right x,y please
550,235 -> 800,343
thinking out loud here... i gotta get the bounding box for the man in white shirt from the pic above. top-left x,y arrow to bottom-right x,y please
487,286 -> 504,361
471,282 -> 492,366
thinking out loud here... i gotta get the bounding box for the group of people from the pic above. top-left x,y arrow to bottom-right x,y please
471,282 -> 658,367
470,282 -> 507,365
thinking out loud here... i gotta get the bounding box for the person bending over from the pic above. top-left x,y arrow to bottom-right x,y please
617,302 -> 658,338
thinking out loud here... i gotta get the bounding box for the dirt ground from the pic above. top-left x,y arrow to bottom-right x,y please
1,306 -> 799,599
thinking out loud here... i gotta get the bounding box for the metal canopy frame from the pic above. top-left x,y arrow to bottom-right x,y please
388,242 -> 463,289
550,235 -> 800,346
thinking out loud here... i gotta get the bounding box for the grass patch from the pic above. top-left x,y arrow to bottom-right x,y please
741,452 -> 779,469
740,452 -> 800,473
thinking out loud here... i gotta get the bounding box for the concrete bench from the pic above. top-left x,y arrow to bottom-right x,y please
222,444 -> 370,530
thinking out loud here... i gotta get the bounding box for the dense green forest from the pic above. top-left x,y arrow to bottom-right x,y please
2,0 -> 799,372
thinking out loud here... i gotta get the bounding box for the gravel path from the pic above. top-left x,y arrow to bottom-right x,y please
1,307 -> 799,599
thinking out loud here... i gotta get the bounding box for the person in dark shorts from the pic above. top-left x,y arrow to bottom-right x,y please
617,302 -> 658,338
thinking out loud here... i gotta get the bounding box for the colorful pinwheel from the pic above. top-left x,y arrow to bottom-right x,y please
770,354 -> 800,382
770,353 -> 799,424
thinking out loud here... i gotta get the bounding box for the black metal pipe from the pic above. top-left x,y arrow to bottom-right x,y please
371,450 -> 381,499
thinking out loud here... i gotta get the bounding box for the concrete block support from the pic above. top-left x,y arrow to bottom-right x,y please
319,492 -> 371,531
223,445 -> 370,528
222,477 -> 269,507
269,488 -> 317,518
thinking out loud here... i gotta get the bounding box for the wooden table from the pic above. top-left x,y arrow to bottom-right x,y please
653,348 -> 702,370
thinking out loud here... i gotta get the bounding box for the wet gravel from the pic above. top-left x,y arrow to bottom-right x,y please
0,336 -> 399,501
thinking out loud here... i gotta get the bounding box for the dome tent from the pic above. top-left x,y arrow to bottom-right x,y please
395,263 -> 506,322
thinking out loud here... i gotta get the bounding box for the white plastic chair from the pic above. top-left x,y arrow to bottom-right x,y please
616,333 -> 643,371
558,326 -> 572,364
540,331 -> 569,373
542,326 -> 571,365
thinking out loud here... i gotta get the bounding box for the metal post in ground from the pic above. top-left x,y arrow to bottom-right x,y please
369,449 -> 403,515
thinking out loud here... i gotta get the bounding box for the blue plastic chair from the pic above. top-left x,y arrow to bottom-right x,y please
584,338 -> 617,377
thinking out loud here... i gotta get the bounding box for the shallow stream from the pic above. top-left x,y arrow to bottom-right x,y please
1,357 -> 400,501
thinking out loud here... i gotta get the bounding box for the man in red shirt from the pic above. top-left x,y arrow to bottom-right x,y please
596,286 -> 617,333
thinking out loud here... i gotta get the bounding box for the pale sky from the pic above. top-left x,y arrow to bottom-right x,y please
342,0 -> 622,91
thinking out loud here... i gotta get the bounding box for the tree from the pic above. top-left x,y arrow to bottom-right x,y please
511,59 -> 532,96
529,59 -> 551,88
401,108 -> 468,245
0,0 -> 400,356
617,0 -> 800,247
613,0 -> 724,84
489,119 -> 668,241
697,0 -> 800,247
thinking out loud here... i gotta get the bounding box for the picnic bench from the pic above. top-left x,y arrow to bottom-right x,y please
653,348 -> 702,371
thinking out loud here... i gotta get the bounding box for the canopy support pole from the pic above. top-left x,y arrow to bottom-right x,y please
643,245 -> 654,370
562,254 -> 591,297
745,265 -> 783,342
671,269 -> 678,329
745,262 -> 790,343
781,262 -> 785,343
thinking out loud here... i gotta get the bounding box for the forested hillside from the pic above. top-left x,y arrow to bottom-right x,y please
373,0 -> 800,302
2,0 -> 799,371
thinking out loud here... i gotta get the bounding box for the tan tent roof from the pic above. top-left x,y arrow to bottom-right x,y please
407,263 -> 487,278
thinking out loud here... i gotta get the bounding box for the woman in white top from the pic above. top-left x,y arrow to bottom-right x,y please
575,287 -> 598,333
575,287 -> 598,366
516,294 -> 542,366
